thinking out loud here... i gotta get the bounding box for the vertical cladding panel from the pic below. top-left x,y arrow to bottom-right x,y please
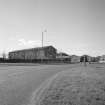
25,50 -> 30,60
45,46 -> 57,59
37,49 -> 45,59
30,50 -> 36,59
24,49 -> 35,60
36,49 -> 39,59
13,52 -> 17,59
19,51 -> 24,59
33,49 -> 38,59
10,53 -> 14,59
14,52 -> 17,59
17,51 -> 24,59
24,50 -> 31,60
45,47 -> 49,59
24,49 -> 38,60
33,49 -> 37,59
25,50 -> 31,60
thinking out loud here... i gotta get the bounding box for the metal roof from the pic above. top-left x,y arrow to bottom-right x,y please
9,45 -> 56,53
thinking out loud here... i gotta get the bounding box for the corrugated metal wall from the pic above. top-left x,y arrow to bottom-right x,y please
9,46 -> 57,60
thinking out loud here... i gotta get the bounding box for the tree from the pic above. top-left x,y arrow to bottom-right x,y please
2,52 -> 6,59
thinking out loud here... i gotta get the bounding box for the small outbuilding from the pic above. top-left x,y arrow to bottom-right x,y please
99,55 -> 105,63
70,55 -> 80,63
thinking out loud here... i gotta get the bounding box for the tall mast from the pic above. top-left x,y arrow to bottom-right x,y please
42,31 -> 43,48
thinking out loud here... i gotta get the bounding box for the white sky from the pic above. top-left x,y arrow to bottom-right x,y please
0,0 -> 105,56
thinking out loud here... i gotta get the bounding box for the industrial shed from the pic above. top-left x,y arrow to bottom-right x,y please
9,46 -> 57,60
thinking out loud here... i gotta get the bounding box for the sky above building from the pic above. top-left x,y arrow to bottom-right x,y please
0,0 -> 105,56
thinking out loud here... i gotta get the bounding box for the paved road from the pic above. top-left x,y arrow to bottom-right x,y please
0,64 -> 83,105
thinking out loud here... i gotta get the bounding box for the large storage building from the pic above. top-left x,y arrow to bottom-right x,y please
9,46 -> 57,60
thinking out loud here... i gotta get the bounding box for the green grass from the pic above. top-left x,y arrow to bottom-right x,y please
31,66 -> 105,105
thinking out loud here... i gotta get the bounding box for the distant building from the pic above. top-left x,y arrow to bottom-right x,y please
99,55 -> 105,63
56,52 -> 70,59
95,56 -> 101,62
9,46 -> 57,60
80,55 -> 101,63
56,52 -> 71,63
70,55 -> 80,63
80,55 -> 92,62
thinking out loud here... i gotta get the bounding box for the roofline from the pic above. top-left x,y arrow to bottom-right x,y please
9,45 -> 56,53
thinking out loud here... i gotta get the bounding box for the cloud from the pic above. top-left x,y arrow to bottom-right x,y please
18,39 -> 41,47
